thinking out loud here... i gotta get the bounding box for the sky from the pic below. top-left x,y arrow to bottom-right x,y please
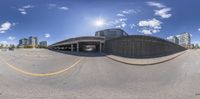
0,0 -> 200,45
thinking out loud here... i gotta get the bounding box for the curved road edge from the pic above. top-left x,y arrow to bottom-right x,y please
106,51 -> 186,66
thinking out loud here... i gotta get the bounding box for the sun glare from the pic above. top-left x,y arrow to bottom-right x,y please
95,19 -> 105,27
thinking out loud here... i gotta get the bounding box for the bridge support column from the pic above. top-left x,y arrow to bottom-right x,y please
99,42 -> 102,53
77,43 -> 79,52
71,44 -> 73,52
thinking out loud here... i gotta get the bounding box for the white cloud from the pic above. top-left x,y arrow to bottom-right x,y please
45,33 -> 51,38
119,18 -> 127,22
198,28 -> 200,31
129,24 -> 136,29
58,6 -> 69,10
140,29 -> 152,35
12,22 -> 18,26
20,11 -> 27,15
18,5 -> 34,15
146,1 -> 166,8
22,5 -> 34,9
115,22 -> 126,28
48,4 -> 69,11
18,8 -> 27,14
121,9 -> 137,14
155,8 -> 172,18
0,22 -> 12,33
138,18 -> 162,34
18,8 -> 25,12
138,18 -> 162,29
116,9 -> 139,17
147,2 -> 172,19
0,31 -> 5,33
112,9 -> 139,28
7,36 -> 15,41
108,18 -> 128,29
190,33 -> 193,37
166,36 -> 173,39
116,13 -> 125,17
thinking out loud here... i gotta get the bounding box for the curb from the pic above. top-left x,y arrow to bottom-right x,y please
107,51 -> 186,66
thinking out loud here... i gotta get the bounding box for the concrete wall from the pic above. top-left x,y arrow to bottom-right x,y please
104,35 -> 186,58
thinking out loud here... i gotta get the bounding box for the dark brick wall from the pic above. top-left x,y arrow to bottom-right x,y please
104,35 -> 186,58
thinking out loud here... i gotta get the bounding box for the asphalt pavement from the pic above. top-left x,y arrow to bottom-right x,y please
0,49 -> 200,99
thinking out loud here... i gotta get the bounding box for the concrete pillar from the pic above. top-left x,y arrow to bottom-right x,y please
71,44 -> 73,52
77,42 -> 79,52
99,42 -> 102,53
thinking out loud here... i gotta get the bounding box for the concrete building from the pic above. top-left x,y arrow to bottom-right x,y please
166,36 -> 179,44
95,28 -> 128,40
178,32 -> 191,48
39,41 -> 47,47
49,29 -> 186,58
48,36 -> 105,53
18,38 -> 29,47
29,36 -> 38,47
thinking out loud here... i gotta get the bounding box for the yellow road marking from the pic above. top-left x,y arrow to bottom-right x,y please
2,58 -> 83,77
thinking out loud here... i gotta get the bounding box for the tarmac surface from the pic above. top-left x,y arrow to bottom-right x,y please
0,49 -> 200,99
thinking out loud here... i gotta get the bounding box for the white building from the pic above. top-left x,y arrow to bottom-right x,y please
177,32 -> 191,48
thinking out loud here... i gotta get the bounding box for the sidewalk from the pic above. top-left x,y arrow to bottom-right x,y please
107,51 -> 186,65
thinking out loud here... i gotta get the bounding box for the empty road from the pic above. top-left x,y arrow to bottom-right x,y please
0,49 -> 200,99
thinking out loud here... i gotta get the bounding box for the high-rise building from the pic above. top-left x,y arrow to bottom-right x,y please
29,36 -> 38,47
177,32 -> 191,48
166,36 -> 179,44
39,41 -> 47,47
18,38 -> 28,47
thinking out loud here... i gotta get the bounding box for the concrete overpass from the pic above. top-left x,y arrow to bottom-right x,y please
48,36 -> 105,53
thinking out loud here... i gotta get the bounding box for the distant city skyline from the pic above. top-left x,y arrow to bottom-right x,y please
0,0 -> 200,45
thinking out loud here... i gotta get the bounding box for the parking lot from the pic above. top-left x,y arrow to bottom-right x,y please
0,49 -> 200,99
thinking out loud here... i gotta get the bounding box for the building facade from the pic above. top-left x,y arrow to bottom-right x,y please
18,38 -> 29,47
29,36 -> 38,47
95,28 -> 128,40
105,35 -> 186,58
39,41 -> 47,47
178,32 -> 191,48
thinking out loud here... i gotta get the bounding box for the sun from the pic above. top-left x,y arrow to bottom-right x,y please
95,19 -> 105,27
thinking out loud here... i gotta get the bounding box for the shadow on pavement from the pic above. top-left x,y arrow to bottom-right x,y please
49,50 -> 106,57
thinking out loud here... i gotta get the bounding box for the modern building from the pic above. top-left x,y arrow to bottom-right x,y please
29,36 -> 38,47
49,28 -> 186,58
18,38 -> 29,47
166,36 -> 179,44
177,32 -> 191,48
95,28 -> 128,40
18,36 -> 39,48
39,41 -> 48,47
